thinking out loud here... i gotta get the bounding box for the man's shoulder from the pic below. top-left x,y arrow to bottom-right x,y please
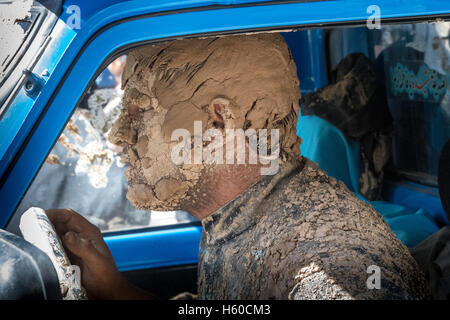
264,158 -> 381,225
274,158 -> 361,206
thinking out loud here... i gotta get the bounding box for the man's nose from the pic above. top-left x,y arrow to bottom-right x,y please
113,129 -> 137,147
110,134 -> 137,149
108,116 -> 137,148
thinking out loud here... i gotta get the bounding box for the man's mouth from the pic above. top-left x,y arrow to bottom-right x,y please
119,147 -> 131,165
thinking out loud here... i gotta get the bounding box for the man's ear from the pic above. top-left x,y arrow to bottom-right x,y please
208,97 -> 231,130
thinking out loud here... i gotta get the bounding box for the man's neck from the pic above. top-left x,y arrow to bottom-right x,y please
184,164 -> 264,220
184,158 -> 304,220
199,157 -> 306,245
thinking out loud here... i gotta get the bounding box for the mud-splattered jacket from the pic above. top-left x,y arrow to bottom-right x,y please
197,157 -> 429,299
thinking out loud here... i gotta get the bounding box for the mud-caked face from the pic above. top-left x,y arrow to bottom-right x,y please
108,76 -> 207,211
109,33 -> 302,211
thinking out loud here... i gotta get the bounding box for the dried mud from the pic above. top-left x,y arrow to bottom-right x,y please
198,159 -> 430,299
109,33 -> 301,211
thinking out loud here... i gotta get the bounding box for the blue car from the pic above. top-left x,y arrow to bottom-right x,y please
0,0 -> 449,299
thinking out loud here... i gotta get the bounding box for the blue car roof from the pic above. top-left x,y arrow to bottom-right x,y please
60,0 -> 295,27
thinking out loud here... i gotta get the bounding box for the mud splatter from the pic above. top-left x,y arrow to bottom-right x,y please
0,0 -> 33,80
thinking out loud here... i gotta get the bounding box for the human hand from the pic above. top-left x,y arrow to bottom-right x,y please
45,208 -> 151,299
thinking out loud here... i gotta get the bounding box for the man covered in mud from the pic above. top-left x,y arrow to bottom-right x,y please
47,33 -> 429,299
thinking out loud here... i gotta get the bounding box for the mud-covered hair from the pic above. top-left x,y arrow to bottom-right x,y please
122,33 -> 302,162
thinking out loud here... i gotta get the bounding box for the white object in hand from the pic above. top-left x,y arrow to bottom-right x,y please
19,207 -> 87,300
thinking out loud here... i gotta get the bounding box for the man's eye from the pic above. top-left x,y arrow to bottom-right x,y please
141,105 -> 155,114
127,103 -> 140,115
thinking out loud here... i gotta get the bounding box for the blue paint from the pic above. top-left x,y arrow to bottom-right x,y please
61,0 -> 127,28
104,226 -> 203,271
0,20 -> 76,181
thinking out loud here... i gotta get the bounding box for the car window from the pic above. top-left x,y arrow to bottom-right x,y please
376,22 -> 450,186
327,22 -> 450,187
13,55 -> 198,232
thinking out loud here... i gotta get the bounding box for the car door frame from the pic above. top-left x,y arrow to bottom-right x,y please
1,0 -> 450,273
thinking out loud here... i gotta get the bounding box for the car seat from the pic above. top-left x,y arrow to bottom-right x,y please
297,112 -> 440,247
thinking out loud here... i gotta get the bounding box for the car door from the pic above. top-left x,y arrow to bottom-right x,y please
1,0 -> 450,298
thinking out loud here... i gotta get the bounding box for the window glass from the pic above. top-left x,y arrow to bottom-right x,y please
327,22 -> 450,186
375,22 -> 450,186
